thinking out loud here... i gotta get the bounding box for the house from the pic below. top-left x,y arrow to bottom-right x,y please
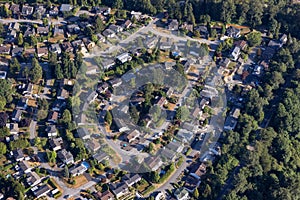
32,184 -> 51,198
195,25 -> 208,38
0,45 -> 11,55
61,41 -> 74,53
154,192 -> 165,200
144,37 -> 159,49
226,26 -> 241,38
97,82 -> 110,93
34,5 -> 46,18
224,107 -> 240,131
71,40 -> 85,49
69,164 -> 88,176
253,65 -> 263,76
26,172 -> 41,187
109,78 -> 122,88
23,48 -> 36,58
109,24 -> 123,33
174,188 -> 189,200
36,26 -> 49,35
46,125 -> 57,137
164,61 -> 176,70
93,152 -> 109,163
102,29 -> 116,38
9,22 -> 20,31
96,33 -> 106,43
19,160 -> 32,173
122,20 -> 132,29
144,156 -> 163,171
189,162 -> 206,179
102,59 -> 115,69
168,19 -> 179,31
21,5 -> 34,16
82,38 -> 95,50
86,91 -> 98,104
86,140 -> 101,152
95,190 -> 115,200
77,127 -> 91,140
182,122 -> 198,132
60,4 -> 72,12
234,40 -> 248,50
161,148 -> 177,162
230,46 -> 241,61
131,11 -> 142,20
219,58 -> 231,68
53,26 -> 64,37
11,47 -> 23,57
7,30 -> 17,42
279,34 -> 288,45
93,6 -> 111,15
122,174 -> 142,187
166,141 -> 184,153
24,26 -> 36,37
12,149 -> 24,161
16,98 -> 28,110
67,24 -> 80,34
183,175 -> 200,192
160,42 -> 172,51
180,22 -> 193,32
48,111 -> 59,124
7,123 -> 19,134
10,4 -> 20,17
37,47 -> 48,57
50,44 -> 62,55
109,182 -> 129,199
23,83 -> 33,96
12,109 -> 22,122
57,149 -> 74,164
49,137 -> 63,151
126,130 -> 140,143
116,52 -> 132,64
57,88 -> 69,100
49,6 -> 59,16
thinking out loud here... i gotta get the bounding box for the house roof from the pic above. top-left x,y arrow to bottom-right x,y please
13,149 -> 24,160
19,160 -> 31,172
57,149 -> 73,162
122,174 -> 141,186
60,4 -> 72,12
86,140 -> 100,152
93,152 -> 109,163
49,137 -> 63,149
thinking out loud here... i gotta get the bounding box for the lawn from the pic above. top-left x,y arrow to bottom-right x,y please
65,175 -> 89,188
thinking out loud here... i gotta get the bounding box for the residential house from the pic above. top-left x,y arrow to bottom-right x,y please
50,44 -> 62,55
36,26 -> 49,35
60,4 -> 72,12
21,5 -> 34,16
24,26 -> 36,37
57,88 -> 69,100
94,190 -> 115,200
234,40 -> 248,50
49,137 -> 63,151
268,39 -> 282,50
154,192 -> 165,200
279,34 -> 288,45
32,184 -> 51,198
180,22 -> 193,33
174,188 -> 189,200
224,107 -> 240,131
7,30 -> 17,42
48,111 -> 59,124
253,65 -> 263,76
109,24 -> 123,33
161,148 -> 177,162
82,38 -> 95,50
219,58 -> 231,68
116,52 -> 132,64
12,149 -> 24,161
144,37 -> 159,49
11,109 -> 22,122
69,164 -> 88,177
61,41 -> 74,53
144,156 -> 163,171
23,48 -> 36,58
131,11 -> 142,21
77,127 -> 91,140
46,125 -> 57,137
164,61 -> 176,70
7,123 -> 19,135
26,172 -> 41,187
71,40 -> 85,49
195,25 -> 208,38
66,24 -> 80,34
93,6 -> 111,15
52,99 -> 66,112
182,122 -> 199,132
11,46 -> 23,57
37,47 -> 48,57
22,83 -> 33,96
102,29 -> 116,38
96,33 -> 106,43
109,182 -> 129,199
34,5 -> 46,18
183,175 -> 200,192
19,160 -> 32,173
226,26 -> 241,38
57,149 -> 74,164
122,174 -> 142,187
109,78 -> 122,88
10,4 -> 20,17
122,20 -> 132,29
126,130 -> 140,143
160,41 -> 172,51
97,82 -> 110,93
86,140 -> 101,152
168,19 -> 179,31
53,26 -> 64,37
102,59 -> 115,69
86,91 -> 98,104
189,162 -> 206,179
49,6 -> 59,16
230,46 -> 241,61
93,152 -> 109,163
166,141 -> 184,153
8,22 -> 20,31
0,45 -> 11,55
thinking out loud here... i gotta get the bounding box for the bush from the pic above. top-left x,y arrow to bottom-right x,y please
53,191 -> 62,198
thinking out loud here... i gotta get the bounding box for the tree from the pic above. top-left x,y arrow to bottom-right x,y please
193,188 -> 199,199
17,33 -> 23,46
46,150 -> 57,163
62,109 -> 72,124
0,127 -> 9,137
105,111 -> 113,126
175,106 -> 190,122
0,142 -> 7,156
29,58 -> 43,83
0,79 -> 14,103
55,64 -> 64,79
42,18 -> 49,26
0,112 -> 8,127
220,0 -> 236,23
113,0 -> 123,9
9,58 -> 20,75
64,165 -> 69,178
247,31 -> 262,47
